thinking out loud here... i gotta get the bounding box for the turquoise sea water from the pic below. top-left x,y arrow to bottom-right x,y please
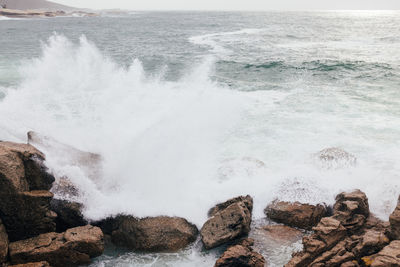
0,11 -> 400,266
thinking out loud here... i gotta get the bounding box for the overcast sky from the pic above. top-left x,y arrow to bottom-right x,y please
52,0 -> 400,11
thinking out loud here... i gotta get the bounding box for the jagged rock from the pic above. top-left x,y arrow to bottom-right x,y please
333,190 -> 369,233
285,190 -> 381,267
341,261 -> 359,267
50,199 -> 87,232
310,238 -> 355,266
8,225 -> 103,267
0,219 -> 8,263
352,229 -> 389,257
108,216 -> 198,252
9,262 -> 51,267
315,147 -> 357,169
265,200 -> 327,230
362,240 -> 400,266
389,196 -> 400,239
0,141 -> 56,241
214,238 -> 265,267
201,196 -> 253,249
208,195 -> 253,217
261,225 -> 303,245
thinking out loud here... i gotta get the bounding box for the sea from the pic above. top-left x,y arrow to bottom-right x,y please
0,11 -> 400,266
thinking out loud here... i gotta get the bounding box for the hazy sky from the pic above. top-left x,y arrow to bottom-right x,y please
52,0 -> 400,11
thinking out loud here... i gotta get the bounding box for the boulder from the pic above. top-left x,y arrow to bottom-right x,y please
214,238 -> 265,267
265,200 -> 327,230
0,219 -> 8,263
389,196 -> 400,239
9,262 -> 51,267
362,240 -> 400,267
208,195 -> 253,217
0,141 -> 56,241
314,147 -> 357,169
9,225 -> 103,267
50,199 -> 87,232
108,215 -> 198,252
201,196 -> 253,249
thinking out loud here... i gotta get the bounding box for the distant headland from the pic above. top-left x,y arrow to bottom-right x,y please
0,0 -> 97,18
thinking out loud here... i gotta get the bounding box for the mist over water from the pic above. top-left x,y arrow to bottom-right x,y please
1,11 -> 400,266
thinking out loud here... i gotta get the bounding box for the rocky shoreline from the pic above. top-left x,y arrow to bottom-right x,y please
0,137 -> 399,266
0,8 -> 97,18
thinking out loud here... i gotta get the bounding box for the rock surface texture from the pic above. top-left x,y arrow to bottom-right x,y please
0,219 -> 8,264
8,225 -> 104,267
265,200 -> 328,230
285,190 -> 392,267
0,141 -> 56,241
50,199 -> 87,232
99,215 -> 198,252
9,262 -> 51,267
201,195 -> 253,249
214,238 -> 265,267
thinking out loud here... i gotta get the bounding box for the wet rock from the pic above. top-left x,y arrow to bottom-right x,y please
9,225 -> 104,267
208,195 -> 253,217
389,196 -> 400,239
310,238 -> 355,266
333,190 -> 369,233
315,147 -> 357,169
201,196 -> 252,249
50,199 -> 87,232
214,238 -> 265,267
260,225 -> 303,245
110,216 -> 198,252
362,240 -> 400,267
265,200 -> 327,230
285,212 -> 348,266
341,261 -> 360,267
0,219 -> 8,264
0,141 -> 56,241
9,262 -> 51,267
352,229 -> 389,257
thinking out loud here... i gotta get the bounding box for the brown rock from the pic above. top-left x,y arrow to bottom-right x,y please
352,229 -> 389,257
0,141 -> 56,241
0,219 -> 8,263
389,196 -> 400,239
209,195 -> 253,217
111,216 -> 198,252
341,261 -> 359,267
9,262 -> 51,267
265,200 -> 327,230
365,240 -> 400,267
9,225 -> 104,267
214,238 -> 265,267
201,198 -> 252,249
50,199 -> 87,232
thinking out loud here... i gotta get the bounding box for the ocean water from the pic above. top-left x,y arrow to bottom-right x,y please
0,11 -> 400,266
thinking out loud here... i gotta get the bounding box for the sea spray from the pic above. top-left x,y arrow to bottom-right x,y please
0,33 -> 400,229
0,34 -> 246,224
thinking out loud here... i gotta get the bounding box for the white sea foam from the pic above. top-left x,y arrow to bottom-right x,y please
0,33 -> 399,230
